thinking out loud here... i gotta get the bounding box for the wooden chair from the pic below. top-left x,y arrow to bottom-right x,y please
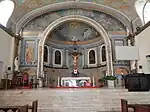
30,100 -> 38,112
18,105 -> 28,112
135,105 -> 149,112
121,99 -> 128,112
0,100 -> 38,112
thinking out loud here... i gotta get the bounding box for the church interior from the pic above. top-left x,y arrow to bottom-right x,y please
0,0 -> 150,112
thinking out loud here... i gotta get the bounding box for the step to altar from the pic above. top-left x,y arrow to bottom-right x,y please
0,88 -> 150,112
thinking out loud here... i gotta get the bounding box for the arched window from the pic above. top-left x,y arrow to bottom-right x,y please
143,1 -> 150,24
0,0 -> 14,26
102,46 -> 106,62
55,50 -> 61,64
44,46 -> 48,62
89,50 -> 96,64
135,0 -> 150,24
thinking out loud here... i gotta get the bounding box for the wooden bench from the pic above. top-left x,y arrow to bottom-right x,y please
135,105 -> 150,112
0,100 -> 38,112
121,99 -> 150,112
18,105 -> 28,112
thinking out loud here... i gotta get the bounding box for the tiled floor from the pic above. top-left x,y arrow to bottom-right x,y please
0,88 -> 150,112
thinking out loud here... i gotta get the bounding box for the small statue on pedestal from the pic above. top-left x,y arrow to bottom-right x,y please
14,56 -> 20,71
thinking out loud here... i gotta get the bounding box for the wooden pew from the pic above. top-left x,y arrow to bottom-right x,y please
18,105 -> 28,112
135,105 -> 150,112
121,99 -> 150,112
0,100 -> 38,112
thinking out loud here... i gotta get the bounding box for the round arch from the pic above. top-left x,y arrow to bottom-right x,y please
15,1 -> 132,34
37,15 -> 113,79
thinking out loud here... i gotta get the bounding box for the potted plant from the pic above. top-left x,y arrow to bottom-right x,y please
105,76 -> 116,88
98,78 -> 105,87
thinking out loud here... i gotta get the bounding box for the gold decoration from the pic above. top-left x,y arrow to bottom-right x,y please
70,22 -> 80,29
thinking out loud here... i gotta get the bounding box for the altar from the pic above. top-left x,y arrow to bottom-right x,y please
61,77 -> 92,87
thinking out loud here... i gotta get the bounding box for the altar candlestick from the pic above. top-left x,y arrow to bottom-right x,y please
57,76 -> 60,87
92,76 -> 95,87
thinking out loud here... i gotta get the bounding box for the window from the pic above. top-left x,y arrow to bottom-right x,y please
89,50 -> 96,64
55,50 -> 61,64
135,0 -> 150,24
102,46 -> 106,62
0,0 -> 14,26
44,46 -> 48,62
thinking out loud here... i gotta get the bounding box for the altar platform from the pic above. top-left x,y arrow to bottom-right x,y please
0,88 -> 150,112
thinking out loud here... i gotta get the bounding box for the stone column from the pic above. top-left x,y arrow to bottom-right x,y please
82,49 -> 84,68
83,49 -> 88,68
62,49 -> 67,68
66,50 -> 69,67
97,46 -> 101,66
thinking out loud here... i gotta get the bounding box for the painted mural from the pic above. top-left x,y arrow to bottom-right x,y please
50,21 -> 100,42
13,0 -> 136,24
24,9 -> 126,35
25,41 -> 35,64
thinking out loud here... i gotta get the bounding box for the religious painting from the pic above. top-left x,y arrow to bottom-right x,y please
89,50 -> 96,64
115,67 -> 128,75
55,50 -> 61,64
25,41 -> 35,64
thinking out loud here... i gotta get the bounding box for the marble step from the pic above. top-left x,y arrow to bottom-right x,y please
0,88 -> 150,112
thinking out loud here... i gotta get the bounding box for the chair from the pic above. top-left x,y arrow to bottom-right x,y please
135,105 -> 149,112
121,99 -> 128,112
32,100 -> 38,112
18,105 -> 28,112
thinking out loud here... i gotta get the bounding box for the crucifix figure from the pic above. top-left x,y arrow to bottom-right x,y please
69,41 -> 82,76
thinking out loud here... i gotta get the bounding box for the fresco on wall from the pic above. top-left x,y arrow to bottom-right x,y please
13,0 -> 137,29
25,41 -> 35,64
24,9 -> 126,35
50,21 -> 100,42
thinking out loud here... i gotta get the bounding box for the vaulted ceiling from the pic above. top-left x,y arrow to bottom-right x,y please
8,0 -> 141,33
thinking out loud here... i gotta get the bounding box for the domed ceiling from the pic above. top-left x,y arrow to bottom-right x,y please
48,21 -> 100,42
9,0 -> 140,31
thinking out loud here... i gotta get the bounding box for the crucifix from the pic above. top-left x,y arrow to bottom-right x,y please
69,41 -> 82,76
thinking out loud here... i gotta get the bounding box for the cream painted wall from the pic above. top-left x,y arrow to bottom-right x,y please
0,28 -> 14,79
135,26 -> 150,74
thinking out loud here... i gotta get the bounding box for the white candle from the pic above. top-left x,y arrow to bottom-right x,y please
92,76 -> 95,87
57,76 -> 60,87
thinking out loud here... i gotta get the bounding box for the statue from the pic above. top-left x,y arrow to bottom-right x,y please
131,60 -> 136,73
69,41 -> 82,77
14,56 -> 20,71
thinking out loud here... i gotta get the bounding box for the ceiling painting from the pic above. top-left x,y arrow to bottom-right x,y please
12,0 -> 137,24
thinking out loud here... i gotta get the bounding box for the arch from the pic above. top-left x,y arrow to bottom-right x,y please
89,50 -> 96,64
0,0 -> 14,26
37,15 -> 113,79
15,1 -> 132,34
55,50 -> 61,65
